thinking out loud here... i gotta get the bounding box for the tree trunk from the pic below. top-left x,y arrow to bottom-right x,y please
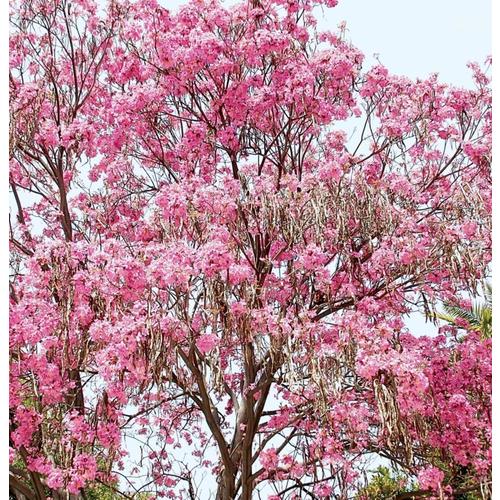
216,468 -> 236,500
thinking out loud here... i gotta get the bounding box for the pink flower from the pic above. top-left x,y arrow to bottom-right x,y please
230,301 -> 247,316
455,317 -> 469,329
314,483 -> 333,497
260,448 -> 278,471
196,334 -> 219,354
46,469 -> 65,490
418,466 -> 444,491
461,221 -> 478,238
228,264 -> 253,285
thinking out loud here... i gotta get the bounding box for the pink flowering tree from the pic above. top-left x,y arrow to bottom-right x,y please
9,0 -> 491,498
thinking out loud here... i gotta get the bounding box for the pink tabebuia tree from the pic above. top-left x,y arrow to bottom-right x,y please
9,0 -> 491,498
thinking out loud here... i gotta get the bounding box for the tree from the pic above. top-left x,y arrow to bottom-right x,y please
355,466 -> 416,500
9,0 -> 491,498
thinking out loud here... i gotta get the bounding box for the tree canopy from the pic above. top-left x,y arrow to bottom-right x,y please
9,0 -> 491,498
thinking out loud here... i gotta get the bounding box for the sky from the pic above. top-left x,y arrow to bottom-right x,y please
320,0 -> 491,84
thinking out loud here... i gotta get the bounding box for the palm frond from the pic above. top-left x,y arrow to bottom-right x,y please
433,311 -> 462,325
436,282 -> 492,339
442,304 -> 481,328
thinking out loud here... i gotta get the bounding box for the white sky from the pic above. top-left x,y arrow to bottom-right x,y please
320,0 -> 491,84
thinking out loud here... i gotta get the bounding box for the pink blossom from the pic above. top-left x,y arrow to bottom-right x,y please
196,334 -> 219,354
418,466 -> 445,491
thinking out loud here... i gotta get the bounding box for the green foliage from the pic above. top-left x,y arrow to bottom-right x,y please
85,483 -> 152,499
85,483 -> 120,500
355,466 -> 417,500
435,282 -> 491,340
446,465 -> 485,500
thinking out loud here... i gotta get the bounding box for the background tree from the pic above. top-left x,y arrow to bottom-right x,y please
355,466 -> 416,500
9,0 -> 491,498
